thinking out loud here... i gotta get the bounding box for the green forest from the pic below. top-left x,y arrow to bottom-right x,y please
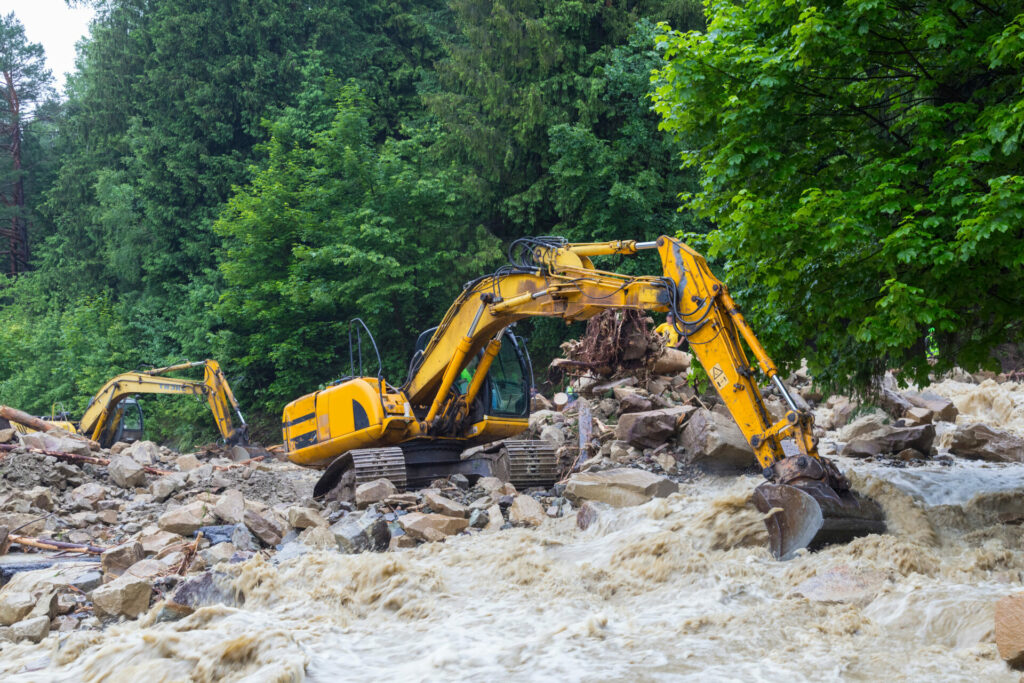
0,0 -> 1021,444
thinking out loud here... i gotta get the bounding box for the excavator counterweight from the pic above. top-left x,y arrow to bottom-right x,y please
283,235 -> 885,559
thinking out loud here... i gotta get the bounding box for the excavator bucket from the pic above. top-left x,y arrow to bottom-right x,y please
752,456 -> 886,560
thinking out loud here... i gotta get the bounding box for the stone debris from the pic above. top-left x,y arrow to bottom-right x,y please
508,495 -> 546,526
950,423 -> 1024,463
565,468 -> 678,507
355,478 -> 397,508
423,490 -> 468,518
91,574 -> 153,618
399,512 -> 468,542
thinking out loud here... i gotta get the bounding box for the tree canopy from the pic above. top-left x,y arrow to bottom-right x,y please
652,0 -> 1024,389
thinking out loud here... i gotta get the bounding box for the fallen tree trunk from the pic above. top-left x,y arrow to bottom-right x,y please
0,443 -> 171,476
6,534 -> 106,555
0,404 -> 100,449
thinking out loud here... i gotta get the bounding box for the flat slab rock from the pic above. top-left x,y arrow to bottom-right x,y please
564,468 -> 678,507
996,592 -> 1024,668
791,566 -> 888,607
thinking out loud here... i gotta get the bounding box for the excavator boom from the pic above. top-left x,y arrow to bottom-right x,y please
284,235 -> 884,558
77,360 -> 248,447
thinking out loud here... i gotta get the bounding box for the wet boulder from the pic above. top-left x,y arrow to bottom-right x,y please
398,512 -> 468,542
997,593 -> 1024,669
950,424 -> 1024,463
904,390 -> 958,422
243,509 -> 286,547
11,614 -> 49,643
166,571 -> 241,620
158,501 -> 218,535
355,478 -> 397,509
841,424 -> 935,458
564,468 -> 678,507
616,391 -> 653,415
508,495 -> 546,526
108,454 -> 147,489
213,489 -> 245,524
91,574 -> 153,618
879,389 -> 915,420
126,440 -> 161,465
791,566 -> 888,607
69,482 -> 106,510
677,408 -> 755,472
287,507 -> 328,529
101,541 -> 145,580
0,591 -> 34,626
331,511 -> 391,552
423,490 -> 468,518
615,406 -> 691,449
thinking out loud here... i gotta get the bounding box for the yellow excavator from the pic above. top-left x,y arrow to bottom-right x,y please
282,236 -> 885,559
13,360 -> 248,448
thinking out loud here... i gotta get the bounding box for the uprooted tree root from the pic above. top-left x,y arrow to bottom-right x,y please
550,309 -> 666,384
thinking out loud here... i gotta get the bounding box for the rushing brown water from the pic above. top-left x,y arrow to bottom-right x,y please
4,381 -> 1024,682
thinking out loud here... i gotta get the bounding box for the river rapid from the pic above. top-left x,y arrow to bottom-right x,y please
3,381 -> 1024,682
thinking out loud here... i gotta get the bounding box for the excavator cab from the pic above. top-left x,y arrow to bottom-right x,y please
111,398 -> 145,444
414,326 -> 533,418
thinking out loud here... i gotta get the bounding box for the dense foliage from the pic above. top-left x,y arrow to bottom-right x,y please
2,0 -> 1020,444
652,0 -> 1024,388
0,0 -> 702,443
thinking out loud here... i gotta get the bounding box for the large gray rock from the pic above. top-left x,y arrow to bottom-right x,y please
355,478 -> 397,509
879,389 -> 915,419
158,501 -> 217,535
841,424 -> 936,458
398,512 -> 468,542
423,490 -> 468,518
0,591 -> 34,626
69,482 -> 106,510
18,430 -> 91,456
126,440 -> 161,465
508,495 -> 546,526
170,571 -> 241,613
996,592 -> 1024,669
108,454 -> 147,489
150,474 -> 185,501
287,506 -> 328,529
12,615 -> 49,643
101,541 -> 144,579
950,424 -> 1024,463
838,413 -> 889,442
677,408 -> 756,471
904,390 -> 958,422
213,489 -> 245,524
564,468 -> 678,507
615,406 -> 691,449
538,424 -> 566,445
330,511 -> 391,552
91,575 -> 152,618
243,509 -> 285,547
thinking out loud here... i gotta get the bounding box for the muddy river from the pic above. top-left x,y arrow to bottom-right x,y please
2,379 -> 1023,681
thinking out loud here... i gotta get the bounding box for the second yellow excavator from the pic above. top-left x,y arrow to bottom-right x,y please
282,235 -> 885,559
13,360 -> 248,448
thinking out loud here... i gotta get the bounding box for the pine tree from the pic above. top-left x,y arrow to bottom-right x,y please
0,12 -> 53,276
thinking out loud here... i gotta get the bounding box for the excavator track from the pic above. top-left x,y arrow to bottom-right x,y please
351,447 -> 408,489
499,440 -> 560,490
314,439 -> 559,499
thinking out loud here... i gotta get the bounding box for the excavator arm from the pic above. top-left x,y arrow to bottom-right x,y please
78,360 -> 249,447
